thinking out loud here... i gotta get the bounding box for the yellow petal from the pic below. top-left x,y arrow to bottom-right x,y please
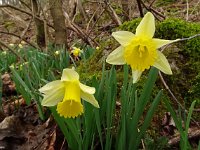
153,51 -> 172,74
152,38 -> 179,49
132,69 -> 143,83
61,68 -> 79,81
136,12 -> 155,38
57,100 -> 83,118
79,83 -> 95,94
112,31 -> 135,46
39,80 -> 63,94
41,86 -> 65,106
81,91 -> 99,108
106,46 -> 126,65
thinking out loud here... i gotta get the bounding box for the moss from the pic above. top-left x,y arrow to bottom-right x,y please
155,0 -> 176,7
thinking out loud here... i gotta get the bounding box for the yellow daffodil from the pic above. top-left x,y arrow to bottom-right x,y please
55,50 -> 60,55
96,46 -> 100,50
21,41 -> 26,45
18,44 -> 23,48
39,68 -> 99,118
19,62 -> 29,70
71,47 -> 83,57
106,12 -> 178,83
9,43 -> 14,47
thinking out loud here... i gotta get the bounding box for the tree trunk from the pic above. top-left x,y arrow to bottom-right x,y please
50,0 -> 68,48
32,0 -> 46,49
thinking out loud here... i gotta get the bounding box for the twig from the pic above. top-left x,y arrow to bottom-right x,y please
149,0 -> 157,7
159,72 -> 184,109
19,0 -> 32,11
0,31 -> 38,49
186,0 -> 189,21
18,18 -> 33,45
168,127 -> 200,146
140,0 -> 165,20
87,9 -> 105,37
0,41 -> 24,61
0,4 -> 54,29
103,1 -> 122,26
136,0 -> 144,17
161,34 -> 200,52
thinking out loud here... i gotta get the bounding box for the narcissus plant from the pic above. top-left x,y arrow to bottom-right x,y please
39,68 -> 99,118
71,47 -> 83,57
106,12 -> 178,83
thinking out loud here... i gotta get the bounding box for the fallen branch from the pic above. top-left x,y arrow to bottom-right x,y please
103,1 -> 122,26
168,127 -> 200,146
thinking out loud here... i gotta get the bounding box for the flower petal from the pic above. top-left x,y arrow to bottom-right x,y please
61,68 -> 79,81
39,80 -> 63,94
136,12 -> 155,38
153,51 -> 172,74
132,69 -> 143,83
41,85 -> 65,106
79,83 -> 95,94
81,91 -> 99,108
106,46 -> 126,65
152,38 -> 179,49
112,31 -> 135,46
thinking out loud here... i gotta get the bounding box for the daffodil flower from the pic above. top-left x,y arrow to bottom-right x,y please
55,50 -> 60,55
71,47 -> 83,57
9,43 -> 14,47
39,68 -> 99,118
18,44 -> 23,48
96,46 -> 100,50
106,12 -> 178,83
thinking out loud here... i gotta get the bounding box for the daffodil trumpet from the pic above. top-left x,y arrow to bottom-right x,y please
39,68 -> 99,118
106,12 -> 178,83
71,47 -> 83,57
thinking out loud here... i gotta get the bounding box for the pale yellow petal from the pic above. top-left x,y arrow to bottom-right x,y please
61,68 -> 79,81
79,83 -> 95,94
112,31 -> 135,46
41,85 -> 65,106
152,38 -> 179,49
81,91 -> 99,108
153,51 -> 172,74
136,12 -> 155,38
39,80 -> 63,94
132,69 -> 143,83
106,46 -> 126,65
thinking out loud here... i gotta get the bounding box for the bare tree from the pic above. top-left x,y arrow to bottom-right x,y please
49,0 -> 68,48
32,0 -> 46,49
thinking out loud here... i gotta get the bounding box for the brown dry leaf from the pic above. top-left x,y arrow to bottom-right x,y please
2,73 -> 16,96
